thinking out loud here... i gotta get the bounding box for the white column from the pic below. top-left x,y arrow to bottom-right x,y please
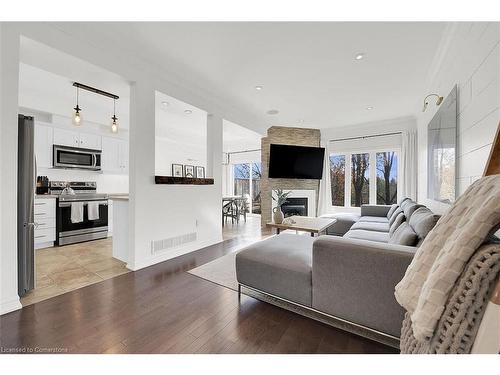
207,114 -> 223,228
0,24 -> 22,314
127,80 -> 155,270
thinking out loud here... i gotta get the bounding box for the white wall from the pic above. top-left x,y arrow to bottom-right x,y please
155,137 -> 207,176
155,92 -> 208,176
416,23 -> 500,214
0,25 -> 23,314
321,116 -> 416,142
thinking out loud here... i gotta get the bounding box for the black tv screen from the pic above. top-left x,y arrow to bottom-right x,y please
268,144 -> 325,179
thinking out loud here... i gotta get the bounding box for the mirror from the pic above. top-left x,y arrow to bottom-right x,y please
427,85 -> 457,204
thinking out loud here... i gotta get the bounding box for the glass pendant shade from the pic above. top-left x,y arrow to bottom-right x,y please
73,106 -> 82,126
111,117 -> 118,133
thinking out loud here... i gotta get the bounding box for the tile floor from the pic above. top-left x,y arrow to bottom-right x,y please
21,238 -> 129,306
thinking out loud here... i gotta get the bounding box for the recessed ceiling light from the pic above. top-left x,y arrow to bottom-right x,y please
266,109 -> 279,115
255,85 -> 263,91
184,109 -> 192,114
355,53 -> 365,60
161,101 -> 169,106
366,106 -> 374,110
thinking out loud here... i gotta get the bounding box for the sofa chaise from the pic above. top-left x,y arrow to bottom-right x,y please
235,198 -> 440,345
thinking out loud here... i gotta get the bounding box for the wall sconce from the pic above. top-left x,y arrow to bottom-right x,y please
422,93 -> 444,112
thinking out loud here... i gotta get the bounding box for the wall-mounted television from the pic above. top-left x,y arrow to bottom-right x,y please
268,144 -> 325,179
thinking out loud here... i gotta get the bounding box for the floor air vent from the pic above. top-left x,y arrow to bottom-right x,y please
151,232 -> 197,254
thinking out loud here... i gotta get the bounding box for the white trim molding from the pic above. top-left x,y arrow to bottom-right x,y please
1,296 -> 22,316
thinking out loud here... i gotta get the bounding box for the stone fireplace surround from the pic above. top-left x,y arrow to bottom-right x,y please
260,126 -> 321,226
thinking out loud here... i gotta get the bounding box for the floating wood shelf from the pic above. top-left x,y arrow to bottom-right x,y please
155,176 -> 214,185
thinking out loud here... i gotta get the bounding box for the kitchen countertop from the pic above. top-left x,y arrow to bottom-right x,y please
35,195 -> 57,199
108,195 -> 129,201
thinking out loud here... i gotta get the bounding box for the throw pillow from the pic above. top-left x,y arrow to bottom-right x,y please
389,207 -> 403,226
399,197 -> 411,210
388,222 -> 418,246
403,203 -> 424,220
408,207 -> 440,243
386,204 -> 398,219
389,212 -> 405,236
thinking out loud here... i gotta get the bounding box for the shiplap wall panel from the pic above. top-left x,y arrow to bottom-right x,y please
418,22 -> 500,214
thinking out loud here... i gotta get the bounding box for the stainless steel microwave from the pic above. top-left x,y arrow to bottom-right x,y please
53,145 -> 102,171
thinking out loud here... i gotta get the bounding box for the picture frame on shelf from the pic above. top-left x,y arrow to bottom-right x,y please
172,164 -> 183,177
195,166 -> 205,178
184,165 -> 195,178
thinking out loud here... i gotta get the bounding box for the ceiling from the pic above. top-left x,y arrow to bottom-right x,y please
50,22 -> 447,130
223,120 -> 262,153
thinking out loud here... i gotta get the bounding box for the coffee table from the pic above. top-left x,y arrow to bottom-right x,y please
266,215 -> 337,237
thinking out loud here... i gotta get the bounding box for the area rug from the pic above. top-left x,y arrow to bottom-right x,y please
187,248 -> 241,291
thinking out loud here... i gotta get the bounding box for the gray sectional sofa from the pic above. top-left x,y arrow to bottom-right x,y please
235,198 -> 440,344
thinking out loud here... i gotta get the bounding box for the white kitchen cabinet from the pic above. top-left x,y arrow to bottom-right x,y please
101,136 -> 121,173
53,127 -> 102,150
102,136 -> 128,174
34,123 -> 53,168
53,127 -> 80,147
78,132 -> 101,150
34,197 -> 56,249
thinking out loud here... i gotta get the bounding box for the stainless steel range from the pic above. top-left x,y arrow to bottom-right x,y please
50,181 -> 109,246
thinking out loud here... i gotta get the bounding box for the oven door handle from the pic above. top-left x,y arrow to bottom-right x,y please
59,201 -> 108,208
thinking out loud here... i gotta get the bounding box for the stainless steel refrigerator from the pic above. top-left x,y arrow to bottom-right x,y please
18,114 -> 36,297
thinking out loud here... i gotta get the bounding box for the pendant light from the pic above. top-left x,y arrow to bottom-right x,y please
110,98 -> 118,133
72,86 -> 82,126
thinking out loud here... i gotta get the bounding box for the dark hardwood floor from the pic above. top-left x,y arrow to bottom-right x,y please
0,218 -> 398,354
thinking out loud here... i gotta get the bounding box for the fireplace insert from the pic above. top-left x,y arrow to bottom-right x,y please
281,197 -> 308,217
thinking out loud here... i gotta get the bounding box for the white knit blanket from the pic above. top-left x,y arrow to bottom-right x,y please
395,175 -> 500,341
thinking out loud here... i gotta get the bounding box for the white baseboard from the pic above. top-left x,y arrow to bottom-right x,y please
1,296 -> 22,316
127,236 -> 223,271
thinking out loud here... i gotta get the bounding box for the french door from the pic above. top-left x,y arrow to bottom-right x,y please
233,162 -> 262,215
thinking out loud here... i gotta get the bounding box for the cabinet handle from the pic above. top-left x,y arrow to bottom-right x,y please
35,235 -> 47,239
35,202 -> 47,206
34,213 -> 46,216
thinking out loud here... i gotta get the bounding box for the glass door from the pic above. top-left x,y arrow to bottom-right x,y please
233,162 -> 261,216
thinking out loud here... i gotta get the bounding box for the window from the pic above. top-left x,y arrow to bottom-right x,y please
233,163 -> 250,197
329,150 -> 399,207
251,163 -> 262,214
233,162 -> 261,215
376,152 -> 398,205
329,155 -> 345,206
350,153 -> 370,207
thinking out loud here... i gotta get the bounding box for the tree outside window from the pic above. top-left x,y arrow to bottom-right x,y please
351,153 -> 369,207
233,162 -> 262,214
376,152 -> 398,205
329,155 -> 345,206
251,163 -> 262,214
